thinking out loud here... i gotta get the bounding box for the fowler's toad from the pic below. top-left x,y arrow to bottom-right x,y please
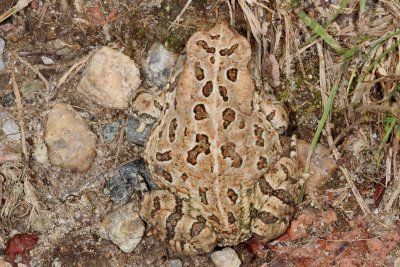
136,22 -> 302,255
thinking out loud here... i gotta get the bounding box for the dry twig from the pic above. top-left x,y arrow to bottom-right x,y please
0,0 -> 34,23
168,0 -> 193,30
12,52 -> 50,101
11,65 -> 28,162
340,167 -> 373,216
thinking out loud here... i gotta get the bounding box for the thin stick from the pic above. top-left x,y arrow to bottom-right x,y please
0,0 -> 34,23
340,167 -> 373,216
11,65 -> 28,161
12,52 -> 50,100
37,0 -> 49,29
168,0 -> 193,30
114,118 -> 126,166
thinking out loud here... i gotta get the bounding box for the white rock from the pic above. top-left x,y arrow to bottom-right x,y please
41,56 -> 54,65
44,103 -> 96,172
394,257 -> 400,267
210,248 -> 241,267
143,42 -> 177,88
168,259 -> 182,267
140,0 -> 164,8
99,201 -> 144,253
0,38 -> 5,71
33,142 -> 48,165
2,119 -> 20,140
78,47 -> 141,110
0,257 -> 13,267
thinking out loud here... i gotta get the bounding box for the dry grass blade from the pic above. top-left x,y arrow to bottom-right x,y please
340,167 -> 373,216
23,174 -> 44,223
168,0 -> 193,30
0,163 -> 24,218
12,52 -> 50,101
53,52 -> 93,99
0,0 -> 34,23
237,0 -> 263,43
11,65 -> 28,161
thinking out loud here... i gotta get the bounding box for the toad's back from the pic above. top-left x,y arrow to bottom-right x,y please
144,22 -> 282,244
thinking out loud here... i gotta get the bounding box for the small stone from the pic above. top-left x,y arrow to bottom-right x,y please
51,259 -> 62,267
20,80 -> 44,102
31,211 -> 53,233
0,38 -> 5,71
0,257 -> 13,267
1,92 -> 15,107
32,142 -> 48,165
41,56 -> 54,65
210,248 -> 241,267
44,103 -> 96,172
140,0 -> 164,8
168,259 -> 182,267
126,116 -> 153,146
99,202 -> 144,253
78,47 -> 141,110
394,257 -> 400,267
2,119 -> 20,141
143,42 -> 177,88
108,159 -> 155,204
103,121 -> 120,143
51,39 -> 79,56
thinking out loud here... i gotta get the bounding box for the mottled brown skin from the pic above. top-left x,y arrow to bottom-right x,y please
138,22 -> 301,255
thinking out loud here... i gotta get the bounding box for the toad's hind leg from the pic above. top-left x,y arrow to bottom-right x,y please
140,190 -> 217,255
251,155 -> 301,241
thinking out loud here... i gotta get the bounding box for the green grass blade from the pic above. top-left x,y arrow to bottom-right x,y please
298,11 -> 347,55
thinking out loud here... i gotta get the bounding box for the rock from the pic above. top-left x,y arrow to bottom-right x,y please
210,248 -> 241,267
78,47 -> 141,110
126,116 -> 153,146
50,39 -> 80,56
44,103 -> 96,172
394,257 -> 400,267
32,142 -> 48,165
1,92 -> 15,107
103,121 -> 120,143
2,119 -> 20,141
140,0 -> 164,9
99,202 -> 144,253
0,38 -> 5,71
30,211 -> 53,233
168,259 -> 182,267
0,144 -> 21,163
108,159 -> 155,204
41,56 -> 54,65
0,257 -> 13,267
143,42 -> 176,88
20,80 -> 44,102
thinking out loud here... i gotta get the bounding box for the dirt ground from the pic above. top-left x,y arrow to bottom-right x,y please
0,0 -> 399,266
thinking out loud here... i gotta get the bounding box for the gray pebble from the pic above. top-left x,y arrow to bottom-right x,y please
2,119 -> 20,140
20,80 -> 44,102
100,202 -> 145,253
103,121 -> 121,143
0,38 -> 5,71
168,259 -> 183,267
108,159 -> 156,204
126,116 -> 153,146
143,42 -> 176,88
1,92 -> 15,107
210,248 -> 241,267
41,56 -> 54,65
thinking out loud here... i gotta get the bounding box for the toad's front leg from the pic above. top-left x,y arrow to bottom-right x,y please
257,91 -> 289,134
140,190 -> 217,255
